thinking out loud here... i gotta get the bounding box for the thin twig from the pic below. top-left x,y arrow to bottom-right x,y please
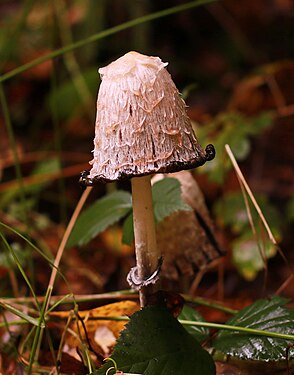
225,144 -> 294,282
237,169 -> 268,294
275,274 -> 294,296
44,187 -> 92,312
225,144 -> 277,245
2,290 -> 138,306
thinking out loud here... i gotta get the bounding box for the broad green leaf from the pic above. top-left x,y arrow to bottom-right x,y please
67,191 -> 132,248
179,305 -> 210,343
213,296 -> 294,361
152,178 -> 192,223
95,306 -> 215,375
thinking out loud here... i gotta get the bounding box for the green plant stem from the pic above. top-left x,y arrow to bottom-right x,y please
66,315 -> 294,342
28,286 -> 51,374
0,319 -> 29,328
0,301 -> 41,327
179,320 -> 294,341
4,312 -> 294,343
182,294 -> 238,315
0,0 -> 217,83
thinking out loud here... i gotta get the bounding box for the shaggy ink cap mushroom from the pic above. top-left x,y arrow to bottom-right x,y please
80,51 -> 215,187
80,51 -> 215,307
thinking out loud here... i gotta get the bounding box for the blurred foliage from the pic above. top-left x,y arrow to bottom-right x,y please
214,191 -> 282,280
287,197 -> 294,222
196,111 -> 273,183
47,68 -> 99,120
214,192 -> 282,235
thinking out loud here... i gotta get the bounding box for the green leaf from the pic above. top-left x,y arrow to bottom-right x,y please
152,178 -> 192,223
179,305 -> 210,343
67,191 -> 132,248
213,296 -> 294,361
95,306 -> 215,375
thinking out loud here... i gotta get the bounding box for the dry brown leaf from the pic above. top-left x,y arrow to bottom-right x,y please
153,171 -> 225,281
50,300 -> 139,356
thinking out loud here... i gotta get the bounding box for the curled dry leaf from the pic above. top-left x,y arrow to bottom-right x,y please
153,171 -> 225,281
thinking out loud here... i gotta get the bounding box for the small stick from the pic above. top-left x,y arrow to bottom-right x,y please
225,144 -> 277,245
225,144 -> 294,278
45,187 -> 92,312
131,175 -> 161,307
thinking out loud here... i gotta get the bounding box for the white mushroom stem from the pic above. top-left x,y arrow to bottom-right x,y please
131,175 -> 161,307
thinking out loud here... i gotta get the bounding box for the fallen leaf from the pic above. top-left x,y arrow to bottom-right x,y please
50,300 -> 140,356
153,171 -> 225,281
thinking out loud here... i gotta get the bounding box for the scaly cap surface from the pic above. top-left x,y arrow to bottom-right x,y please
84,51 -> 214,184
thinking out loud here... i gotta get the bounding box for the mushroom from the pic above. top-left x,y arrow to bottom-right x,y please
80,51 -> 215,306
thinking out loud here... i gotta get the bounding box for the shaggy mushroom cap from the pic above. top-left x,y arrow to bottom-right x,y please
82,51 -> 214,185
